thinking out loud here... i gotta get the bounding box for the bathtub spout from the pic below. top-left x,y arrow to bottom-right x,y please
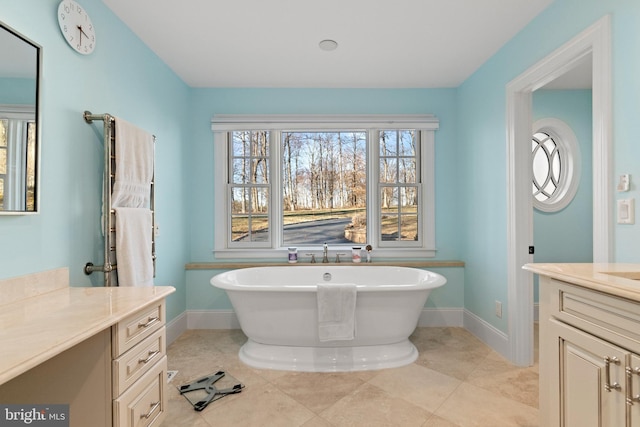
322,242 -> 329,263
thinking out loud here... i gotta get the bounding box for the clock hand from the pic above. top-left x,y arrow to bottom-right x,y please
76,25 -> 87,45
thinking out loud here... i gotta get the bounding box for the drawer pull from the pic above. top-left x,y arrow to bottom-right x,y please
139,350 -> 160,364
604,356 -> 621,392
140,401 -> 161,419
626,366 -> 640,406
138,316 -> 160,328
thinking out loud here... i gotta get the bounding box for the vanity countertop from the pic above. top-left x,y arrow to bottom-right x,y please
0,285 -> 175,386
523,263 -> 640,302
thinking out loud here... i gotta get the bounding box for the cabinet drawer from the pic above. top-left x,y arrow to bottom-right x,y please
551,279 -> 640,353
113,328 -> 166,398
114,356 -> 167,427
113,302 -> 165,357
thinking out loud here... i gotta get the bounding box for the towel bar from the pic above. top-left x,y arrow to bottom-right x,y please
83,111 -> 156,286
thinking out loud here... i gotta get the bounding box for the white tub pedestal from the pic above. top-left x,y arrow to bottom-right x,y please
238,339 -> 419,372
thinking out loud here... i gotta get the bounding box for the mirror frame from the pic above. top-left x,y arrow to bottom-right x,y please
0,20 -> 42,215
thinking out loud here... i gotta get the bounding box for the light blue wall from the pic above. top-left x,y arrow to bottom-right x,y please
185,88 -> 465,309
532,91 -> 594,258
0,0 -> 190,321
458,0 -> 640,332
188,88 -> 460,261
532,89 -> 593,302
0,78 -> 36,104
189,89 -> 459,262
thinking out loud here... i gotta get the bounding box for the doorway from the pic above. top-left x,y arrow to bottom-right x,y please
506,15 -> 612,366
532,54 -> 594,310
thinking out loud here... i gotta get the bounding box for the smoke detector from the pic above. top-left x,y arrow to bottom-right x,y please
319,40 -> 338,51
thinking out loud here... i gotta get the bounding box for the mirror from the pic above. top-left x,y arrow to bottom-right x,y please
0,21 -> 41,213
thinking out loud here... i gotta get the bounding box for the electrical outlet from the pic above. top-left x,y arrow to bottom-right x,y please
495,301 -> 502,318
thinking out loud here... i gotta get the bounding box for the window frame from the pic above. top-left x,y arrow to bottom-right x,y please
531,118 -> 581,213
212,115 -> 439,259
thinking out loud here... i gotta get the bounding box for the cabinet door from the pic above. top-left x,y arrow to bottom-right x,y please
630,354 -> 640,427
554,320 -> 627,427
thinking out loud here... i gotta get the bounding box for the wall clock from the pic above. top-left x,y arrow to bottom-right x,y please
57,0 -> 96,55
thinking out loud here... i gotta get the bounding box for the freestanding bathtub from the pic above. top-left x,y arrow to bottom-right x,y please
210,265 -> 446,372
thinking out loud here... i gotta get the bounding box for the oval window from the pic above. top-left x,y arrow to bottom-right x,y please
531,118 -> 581,212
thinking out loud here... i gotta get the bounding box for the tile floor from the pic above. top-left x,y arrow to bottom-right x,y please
160,327 -> 539,427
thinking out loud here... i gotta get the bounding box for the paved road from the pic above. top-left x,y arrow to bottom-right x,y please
238,218 -> 353,244
283,218 -> 352,244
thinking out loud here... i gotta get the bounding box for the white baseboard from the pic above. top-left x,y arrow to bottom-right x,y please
186,309 -> 241,330
417,308 -> 464,327
166,311 -> 187,345
463,309 -> 510,360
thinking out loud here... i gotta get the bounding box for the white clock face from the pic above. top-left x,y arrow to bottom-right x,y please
57,0 -> 96,55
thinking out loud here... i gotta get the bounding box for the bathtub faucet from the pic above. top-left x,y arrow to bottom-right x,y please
322,242 -> 329,263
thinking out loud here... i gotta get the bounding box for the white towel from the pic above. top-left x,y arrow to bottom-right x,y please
317,283 -> 357,341
114,208 -> 153,287
111,117 -> 154,208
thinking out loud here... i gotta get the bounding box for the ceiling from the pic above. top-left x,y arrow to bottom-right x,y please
102,0 -> 557,88
541,53 -> 593,90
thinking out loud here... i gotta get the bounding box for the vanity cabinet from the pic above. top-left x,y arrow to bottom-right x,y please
0,278 -> 174,427
112,301 -> 168,427
539,276 -> 640,427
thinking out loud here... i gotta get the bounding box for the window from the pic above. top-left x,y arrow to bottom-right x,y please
213,115 -> 439,259
379,130 -> 420,243
532,131 -> 561,202
280,131 -> 367,246
0,106 -> 36,212
531,118 -> 580,212
229,130 -> 270,244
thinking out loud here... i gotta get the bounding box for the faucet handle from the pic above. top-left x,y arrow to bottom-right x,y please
335,253 -> 346,263
306,253 -> 316,263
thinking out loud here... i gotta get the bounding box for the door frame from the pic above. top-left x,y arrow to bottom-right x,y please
506,15 -> 612,366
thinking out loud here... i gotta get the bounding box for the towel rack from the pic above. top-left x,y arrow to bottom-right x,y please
83,111 -> 156,286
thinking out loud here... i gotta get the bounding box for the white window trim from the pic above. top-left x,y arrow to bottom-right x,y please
532,117 -> 581,212
212,115 -> 439,259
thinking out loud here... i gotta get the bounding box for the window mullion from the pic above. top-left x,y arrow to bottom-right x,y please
270,130 -> 283,249
421,130 -> 435,250
213,132 -> 229,250
367,129 -> 380,248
